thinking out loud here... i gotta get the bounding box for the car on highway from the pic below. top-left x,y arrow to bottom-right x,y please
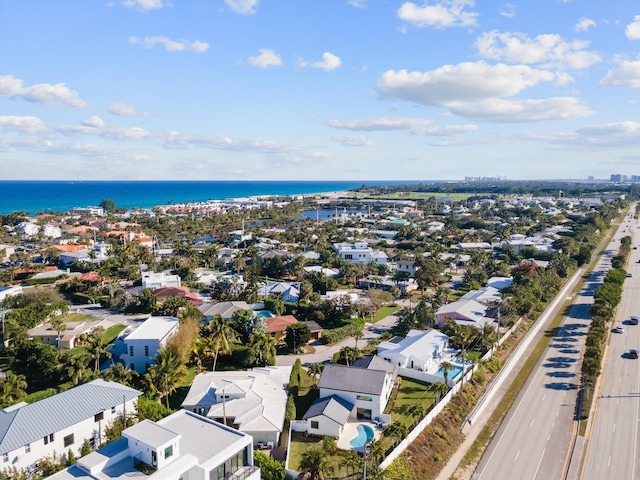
627,273 -> 633,278
629,349 -> 639,359
630,316 -> 639,325
612,326 -> 624,334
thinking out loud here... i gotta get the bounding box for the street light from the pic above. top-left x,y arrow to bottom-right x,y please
363,442 -> 371,480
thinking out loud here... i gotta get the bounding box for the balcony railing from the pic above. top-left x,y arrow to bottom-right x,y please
229,465 -> 259,480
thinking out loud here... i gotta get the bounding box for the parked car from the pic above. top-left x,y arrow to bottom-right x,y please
629,349 -> 639,359
612,326 -> 624,334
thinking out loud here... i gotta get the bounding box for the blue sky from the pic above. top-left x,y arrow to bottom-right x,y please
0,0 -> 638,181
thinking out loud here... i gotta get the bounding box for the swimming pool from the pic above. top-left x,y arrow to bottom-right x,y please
255,310 -> 274,319
434,364 -> 463,380
349,424 -> 375,448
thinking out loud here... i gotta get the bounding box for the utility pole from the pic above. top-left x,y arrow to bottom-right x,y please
164,373 -> 169,409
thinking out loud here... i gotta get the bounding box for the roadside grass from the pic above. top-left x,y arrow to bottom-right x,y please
65,312 -> 96,323
457,224 -> 615,473
373,305 -> 399,323
102,324 -> 126,345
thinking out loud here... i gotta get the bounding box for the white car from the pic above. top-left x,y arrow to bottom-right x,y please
613,326 -> 624,334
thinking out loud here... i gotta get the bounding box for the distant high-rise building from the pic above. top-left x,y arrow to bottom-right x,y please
587,176 -> 594,182
610,174 -> 623,182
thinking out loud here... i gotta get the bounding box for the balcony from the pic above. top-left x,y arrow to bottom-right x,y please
229,465 -> 260,480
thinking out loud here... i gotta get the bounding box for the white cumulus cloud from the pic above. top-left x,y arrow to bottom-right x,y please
128,36 -> 209,52
599,59 -> 640,88
347,0 -> 368,8
626,15 -> 640,40
247,49 -> 283,68
0,75 -> 88,108
82,116 -> 105,128
225,0 -> 259,15
311,52 -> 342,71
0,115 -> 48,134
499,3 -> 515,18
109,102 -> 149,116
332,135 -> 373,146
397,0 -> 478,29
327,116 -> 477,136
575,18 -> 596,32
377,62 -> 556,105
447,97 -> 594,122
122,0 -> 164,12
475,31 -> 601,70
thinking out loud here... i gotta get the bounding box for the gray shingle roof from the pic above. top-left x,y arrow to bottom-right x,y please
302,395 -> 353,425
318,364 -> 389,396
0,379 -> 141,454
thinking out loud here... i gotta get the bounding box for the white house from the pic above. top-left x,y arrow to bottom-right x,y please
426,221 -> 445,232
48,409 -> 259,480
377,329 -> 450,373
395,260 -> 416,278
43,224 -> 62,239
332,242 -> 387,265
141,272 -> 181,289
458,286 -> 502,306
257,280 -> 300,303
0,380 -> 141,474
435,300 -> 495,330
17,222 -> 40,238
0,285 -> 22,304
317,364 -> 396,422
181,366 -> 291,445
0,244 -> 16,262
121,316 -> 180,373
302,395 -> 354,439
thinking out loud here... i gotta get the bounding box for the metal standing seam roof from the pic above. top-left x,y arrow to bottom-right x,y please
318,364 -> 390,397
0,379 -> 142,455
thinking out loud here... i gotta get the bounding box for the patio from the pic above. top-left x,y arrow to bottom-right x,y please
336,419 -> 382,451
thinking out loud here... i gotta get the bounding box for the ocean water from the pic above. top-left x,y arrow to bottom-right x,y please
0,180 -> 402,215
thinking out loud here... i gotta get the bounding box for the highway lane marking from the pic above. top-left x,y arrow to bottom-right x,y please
552,422 -> 555,428
542,394 -> 546,401
547,434 -> 550,441
533,448 -> 546,479
514,450 -> 520,462
530,419 -> 535,428
613,423 -> 615,432
608,456 -> 611,467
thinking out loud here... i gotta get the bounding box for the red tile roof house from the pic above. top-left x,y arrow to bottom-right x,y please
265,315 -> 299,342
152,286 -> 203,306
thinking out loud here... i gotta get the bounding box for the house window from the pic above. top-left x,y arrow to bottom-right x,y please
356,408 -> 372,420
144,345 -> 149,357
345,254 -> 353,260
25,444 -> 30,454
2,454 -> 8,463
129,346 -> 134,356
130,363 -> 135,371
64,434 -> 74,447
165,445 -> 173,459
43,433 -> 54,445
310,421 -> 319,429
112,406 -> 116,414
95,412 -> 104,422
356,395 -> 372,402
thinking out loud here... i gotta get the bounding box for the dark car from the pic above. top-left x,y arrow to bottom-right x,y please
630,316 -> 639,325
630,349 -> 639,359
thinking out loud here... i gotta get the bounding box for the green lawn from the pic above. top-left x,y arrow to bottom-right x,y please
294,369 -> 320,420
102,324 -> 126,345
65,312 -> 96,323
288,432 -> 351,477
372,305 -> 400,323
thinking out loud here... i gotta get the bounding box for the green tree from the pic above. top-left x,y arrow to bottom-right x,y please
249,331 -> 277,366
285,322 -> 311,354
49,315 -> 67,347
339,346 -> 360,367
253,451 -> 286,480
143,349 -> 187,405
298,447 -> 333,480
0,372 -> 28,406
99,199 -> 117,212
205,315 -> 237,371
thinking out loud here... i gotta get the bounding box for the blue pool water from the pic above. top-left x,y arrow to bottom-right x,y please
255,310 -> 274,318
435,364 -> 463,380
349,424 -> 375,448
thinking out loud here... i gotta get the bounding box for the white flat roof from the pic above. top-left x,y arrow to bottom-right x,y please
125,316 -> 179,340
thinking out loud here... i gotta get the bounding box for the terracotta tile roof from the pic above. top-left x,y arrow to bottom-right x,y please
265,315 -> 299,334
49,244 -> 86,252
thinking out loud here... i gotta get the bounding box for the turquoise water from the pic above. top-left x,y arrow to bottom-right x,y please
349,424 -> 375,448
435,364 -> 463,380
255,311 -> 274,319
0,180 -> 421,214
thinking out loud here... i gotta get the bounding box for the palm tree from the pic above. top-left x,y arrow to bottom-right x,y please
0,372 -> 28,405
102,362 -> 135,386
405,404 -> 426,426
249,331 -> 277,366
206,315 -> 237,371
439,361 -> 454,388
49,315 -> 67,347
430,381 -> 449,403
339,346 -> 360,367
353,325 -> 364,348
298,447 -> 333,480
338,450 -> 362,477
307,363 -> 324,384
367,438 -> 385,464
86,327 -> 111,371
63,351 -> 91,385
143,349 -> 187,405
383,422 -> 408,447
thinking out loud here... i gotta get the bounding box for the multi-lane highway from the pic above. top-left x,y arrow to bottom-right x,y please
474,214 -> 632,480
581,210 -> 640,480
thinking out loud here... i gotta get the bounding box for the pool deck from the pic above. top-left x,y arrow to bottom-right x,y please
337,419 -> 382,451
